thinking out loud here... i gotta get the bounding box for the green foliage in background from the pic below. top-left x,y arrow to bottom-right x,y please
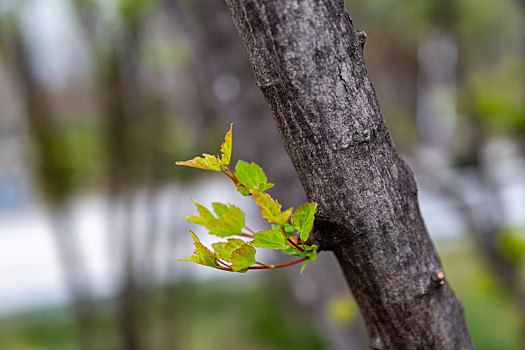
498,226 -> 525,265
0,281 -> 328,350
468,57 -> 525,135
177,124 -> 318,273
1,242 -> 520,349
440,240 -> 524,350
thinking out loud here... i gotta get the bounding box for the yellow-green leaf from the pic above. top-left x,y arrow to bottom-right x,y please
176,153 -> 221,171
231,244 -> 256,272
300,259 -> 310,274
235,160 -> 273,192
283,244 -> 318,260
291,202 -> 317,242
250,228 -> 287,249
206,202 -> 245,237
235,183 -> 251,196
179,231 -> 218,268
212,238 -> 245,262
206,213 -> 244,237
185,201 -> 245,237
184,201 -> 215,225
220,123 -> 233,167
250,190 -> 292,226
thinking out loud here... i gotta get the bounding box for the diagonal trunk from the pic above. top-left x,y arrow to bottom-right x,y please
223,0 -> 473,348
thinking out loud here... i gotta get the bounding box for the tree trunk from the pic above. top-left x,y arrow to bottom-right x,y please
224,0 -> 473,348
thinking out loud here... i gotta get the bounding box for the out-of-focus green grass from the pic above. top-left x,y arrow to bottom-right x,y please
0,241 -> 522,350
0,309 -> 77,350
438,239 -> 523,350
0,279 -> 327,350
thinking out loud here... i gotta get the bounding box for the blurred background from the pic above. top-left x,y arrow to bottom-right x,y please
0,0 -> 524,349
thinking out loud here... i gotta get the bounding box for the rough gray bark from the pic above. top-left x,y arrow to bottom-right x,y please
224,0 -> 473,348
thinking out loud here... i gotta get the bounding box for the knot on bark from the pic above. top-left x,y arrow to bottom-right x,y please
415,269 -> 447,298
357,30 -> 367,49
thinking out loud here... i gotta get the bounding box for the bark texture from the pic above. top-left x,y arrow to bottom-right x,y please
224,0 -> 474,348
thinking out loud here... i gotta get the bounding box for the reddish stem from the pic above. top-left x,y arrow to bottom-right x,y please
227,165 -> 238,182
217,259 -> 230,268
221,169 -> 237,183
248,257 -> 308,270
215,257 -> 308,272
244,226 -> 256,235
287,237 -> 305,252
280,225 -> 305,252
217,266 -> 233,271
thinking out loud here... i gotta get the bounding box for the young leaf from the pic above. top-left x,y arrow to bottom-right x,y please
235,183 -> 251,196
206,215 -> 244,237
179,231 -> 218,268
231,244 -> 256,272
212,238 -> 245,262
299,260 -> 310,274
272,223 -> 296,236
184,201 -> 216,225
211,202 -> 241,218
234,160 -> 274,192
291,202 -> 317,242
176,153 -> 221,171
205,202 -> 245,237
282,244 -> 318,260
250,190 -> 293,226
306,245 -> 318,261
251,228 -> 287,249
220,123 -> 233,167
258,183 -> 275,192
283,223 -> 296,236
283,244 -> 317,273
186,201 -> 245,237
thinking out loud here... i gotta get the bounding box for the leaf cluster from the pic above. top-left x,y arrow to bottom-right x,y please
177,124 -> 318,273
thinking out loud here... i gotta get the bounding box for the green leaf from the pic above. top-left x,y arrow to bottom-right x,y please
211,202 -> 239,218
185,201 -> 245,237
499,227 -> 525,264
231,244 -> 256,272
300,260 -> 310,274
272,223 -> 295,236
282,244 -> 318,260
250,190 -> 293,226
212,238 -> 245,262
284,223 -> 296,236
299,245 -> 318,274
258,183 -> 275,192
235,160 -> 274,192
235,183 -> 251,196
179,231 -> 218,268
184,201 -> 215,225
220,123 -> 233,167
176,153 -> 221,171
291,203 -> 317,242
251,228 -> 287,249
306,245 -> 318,261
206,203 -> 245,237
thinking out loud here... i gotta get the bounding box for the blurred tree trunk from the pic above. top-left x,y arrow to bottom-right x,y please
100,24 -> 144,350
3,22 -> 96,350
224,0 -> 473,348
70,2 -> 148,348
424,0 -> 525,343
164,0 -> 303,205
